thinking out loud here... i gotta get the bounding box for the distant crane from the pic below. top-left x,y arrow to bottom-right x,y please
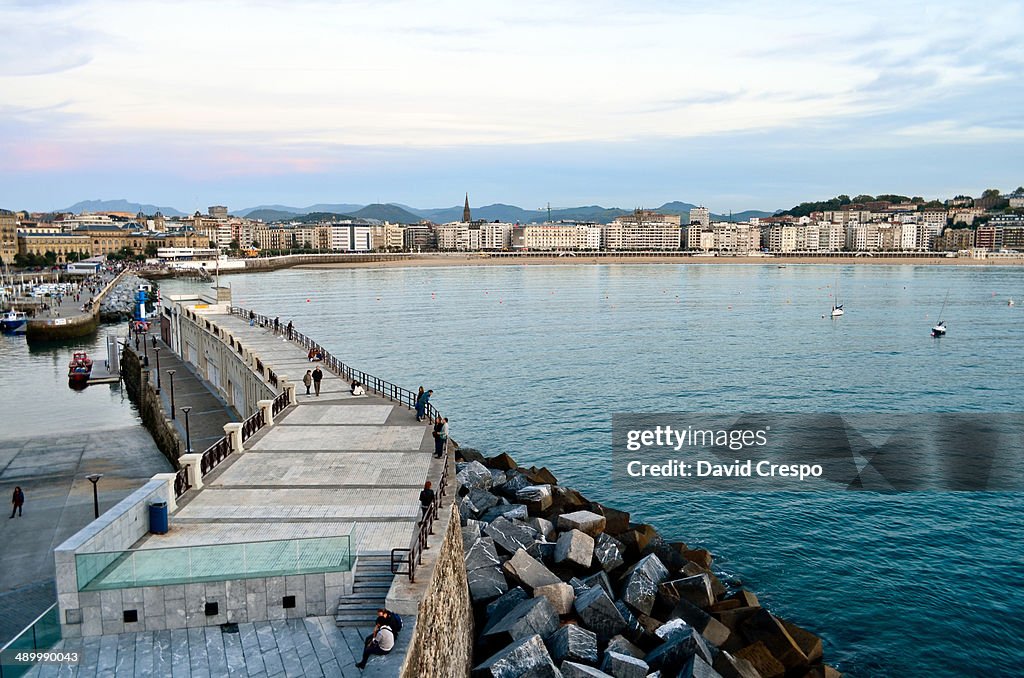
538,202 -> 553,223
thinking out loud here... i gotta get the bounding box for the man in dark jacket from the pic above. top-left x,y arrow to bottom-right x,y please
311,367 -> 323,396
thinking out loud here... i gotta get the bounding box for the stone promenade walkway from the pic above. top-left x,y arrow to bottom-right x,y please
142,310 -> 441,556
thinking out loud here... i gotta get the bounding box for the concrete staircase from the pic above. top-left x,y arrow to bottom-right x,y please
335,553 -> 394,627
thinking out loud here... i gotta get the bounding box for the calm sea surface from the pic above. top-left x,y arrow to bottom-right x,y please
12,263 -> 1023,676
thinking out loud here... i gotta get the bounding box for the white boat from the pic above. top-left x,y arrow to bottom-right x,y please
831,274 -> 844,317
0,310 -> 28,334
932,290 -> 949,337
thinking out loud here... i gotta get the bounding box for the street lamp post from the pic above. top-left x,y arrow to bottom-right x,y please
167,369 -> 176,418
153,347 -> 161,393
142,330 -> 149,363
85,473 -> 103,519
181,406 -> 192,455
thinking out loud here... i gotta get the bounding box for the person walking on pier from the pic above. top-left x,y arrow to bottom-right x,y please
10,486 -> 24,518
273,316 -> 280,334
286,320 -> 293,340
303,370 -> 313,396
311,366 -> 323,396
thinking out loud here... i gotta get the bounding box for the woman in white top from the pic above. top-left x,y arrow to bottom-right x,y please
351,381 -> 366,396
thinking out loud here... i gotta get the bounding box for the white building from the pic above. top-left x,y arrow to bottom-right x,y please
512,223 -> 602,250
330,223 -> 372,251
689,206 -> 710,229
603,218 -> 681,250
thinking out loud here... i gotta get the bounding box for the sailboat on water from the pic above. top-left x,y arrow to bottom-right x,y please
932,290 -> 949,337
830,275 -> 844,317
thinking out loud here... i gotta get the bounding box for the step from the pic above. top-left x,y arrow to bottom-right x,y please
335,596 -> 386,607
353,583 -> 392,593
354,572 -> 395,582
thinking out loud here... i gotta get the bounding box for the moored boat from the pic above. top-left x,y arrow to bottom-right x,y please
0,310 -> 28,334
68,351 -> 93,384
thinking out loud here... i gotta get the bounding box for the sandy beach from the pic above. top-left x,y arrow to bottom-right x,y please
299,252 -> 1024,270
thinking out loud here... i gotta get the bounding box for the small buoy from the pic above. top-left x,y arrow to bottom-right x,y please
306,299 -> 310,303
376,297 -> 381,302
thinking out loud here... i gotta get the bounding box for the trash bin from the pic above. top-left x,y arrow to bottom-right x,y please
149,501 -> 168,534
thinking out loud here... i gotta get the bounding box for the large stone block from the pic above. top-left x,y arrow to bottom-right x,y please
713,606 -> 761,633
547,623 -> 598,665
517,484 -> 553,503
561,663 -> 614,678
605,635 -> 645,659
692,656 -> 725,678
619,553 -> 670,616
557,510 -> 607,537
670,598 -> 732,648
740,609 -> 809,671
600,650 -> 648,678
482,597 -> 560,650
490,470 -> 509,488
614,524 -> 662,559
466,537 -> 503,571
711,650 -> 763,678
659,574 -> 714,610
470,488 -> 502,515
486,517 -> 541,555
527,541 -> 557,562
551,486 -> 592,514
524,466 -> 559,485
469,566 -> 510,604
528,517 -> 557,541
582,571 -> 614,599
613,601 -> 645,645
781,619 -> 823,664
655,623 -> 714,665
484,587 -> 529,634
591,503 -> 630,535
573,585 -> 627,641
533,582 -> 575,615
555,529 -> 595,568
644,627 -> 698,677
463,524 -> 483,552
483,504 -> 530,523
502,549 -> 563,591
458,461 -> 494,491
487,452 -> 519,470
472,634 -> 561,678
734,641 -> 785,678
500,472 -> 533,498
593,533 -> 626,573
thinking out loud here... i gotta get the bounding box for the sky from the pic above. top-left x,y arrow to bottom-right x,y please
1,0 -> 1022,214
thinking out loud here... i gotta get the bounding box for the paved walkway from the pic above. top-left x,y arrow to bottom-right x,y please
23,616 -> 416,677
0,426 -> 172,645
136,310 -> 441,556
137,336 -> 240,455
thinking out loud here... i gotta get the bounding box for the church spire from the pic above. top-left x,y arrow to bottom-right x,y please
463,193 -> 471,223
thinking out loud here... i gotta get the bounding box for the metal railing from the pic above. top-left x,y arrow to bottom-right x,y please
272,391 -> 290,416
391,438 -> 451,583
75,534 -> 354,592
241,410 -> 264,442
173,467 -> 191,499
0,604 -> 61,678
230,306 -> 440,422
200,436 -> 232,475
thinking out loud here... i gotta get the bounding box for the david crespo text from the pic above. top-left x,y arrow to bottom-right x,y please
624,458 -> 824,481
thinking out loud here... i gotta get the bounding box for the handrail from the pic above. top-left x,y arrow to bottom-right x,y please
173,467 -> 191,498
272,390 -> 289,416
240,409 -> 264,442
229,305 -> 442,422
199,435 -> 232,475
0,603 -> 57,655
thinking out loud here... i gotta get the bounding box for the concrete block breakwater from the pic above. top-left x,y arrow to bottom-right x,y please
456,449 -> 842,678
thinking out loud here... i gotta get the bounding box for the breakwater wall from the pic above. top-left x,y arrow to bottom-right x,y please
25,269 -> 127,341
121,345 -> 184,468
457,448 -> 842,678
236,252 -> 412,273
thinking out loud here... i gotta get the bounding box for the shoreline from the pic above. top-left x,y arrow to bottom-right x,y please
297,253 -> 1024,270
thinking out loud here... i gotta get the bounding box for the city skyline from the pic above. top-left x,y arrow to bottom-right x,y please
2,0 -> 1022,212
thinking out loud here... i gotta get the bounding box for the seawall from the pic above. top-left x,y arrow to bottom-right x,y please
121,345 -> 183,468
25,268 -> 128,342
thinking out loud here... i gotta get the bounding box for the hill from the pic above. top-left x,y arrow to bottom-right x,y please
246,209 -> 300,222
58,199 -> 186,216
236,203 -> 364,217
349,204 -> 421,223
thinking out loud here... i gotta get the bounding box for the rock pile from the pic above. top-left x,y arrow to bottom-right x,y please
100,275 -> 149,322
457,449 -> 841,678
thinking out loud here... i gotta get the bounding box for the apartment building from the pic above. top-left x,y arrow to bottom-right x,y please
604,211 -> 682,250
512,223 -> 602,250
0,209 -> 16,264
330,223 -> 372,251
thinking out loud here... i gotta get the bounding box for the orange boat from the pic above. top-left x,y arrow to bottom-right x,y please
68,351 -> 93,385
